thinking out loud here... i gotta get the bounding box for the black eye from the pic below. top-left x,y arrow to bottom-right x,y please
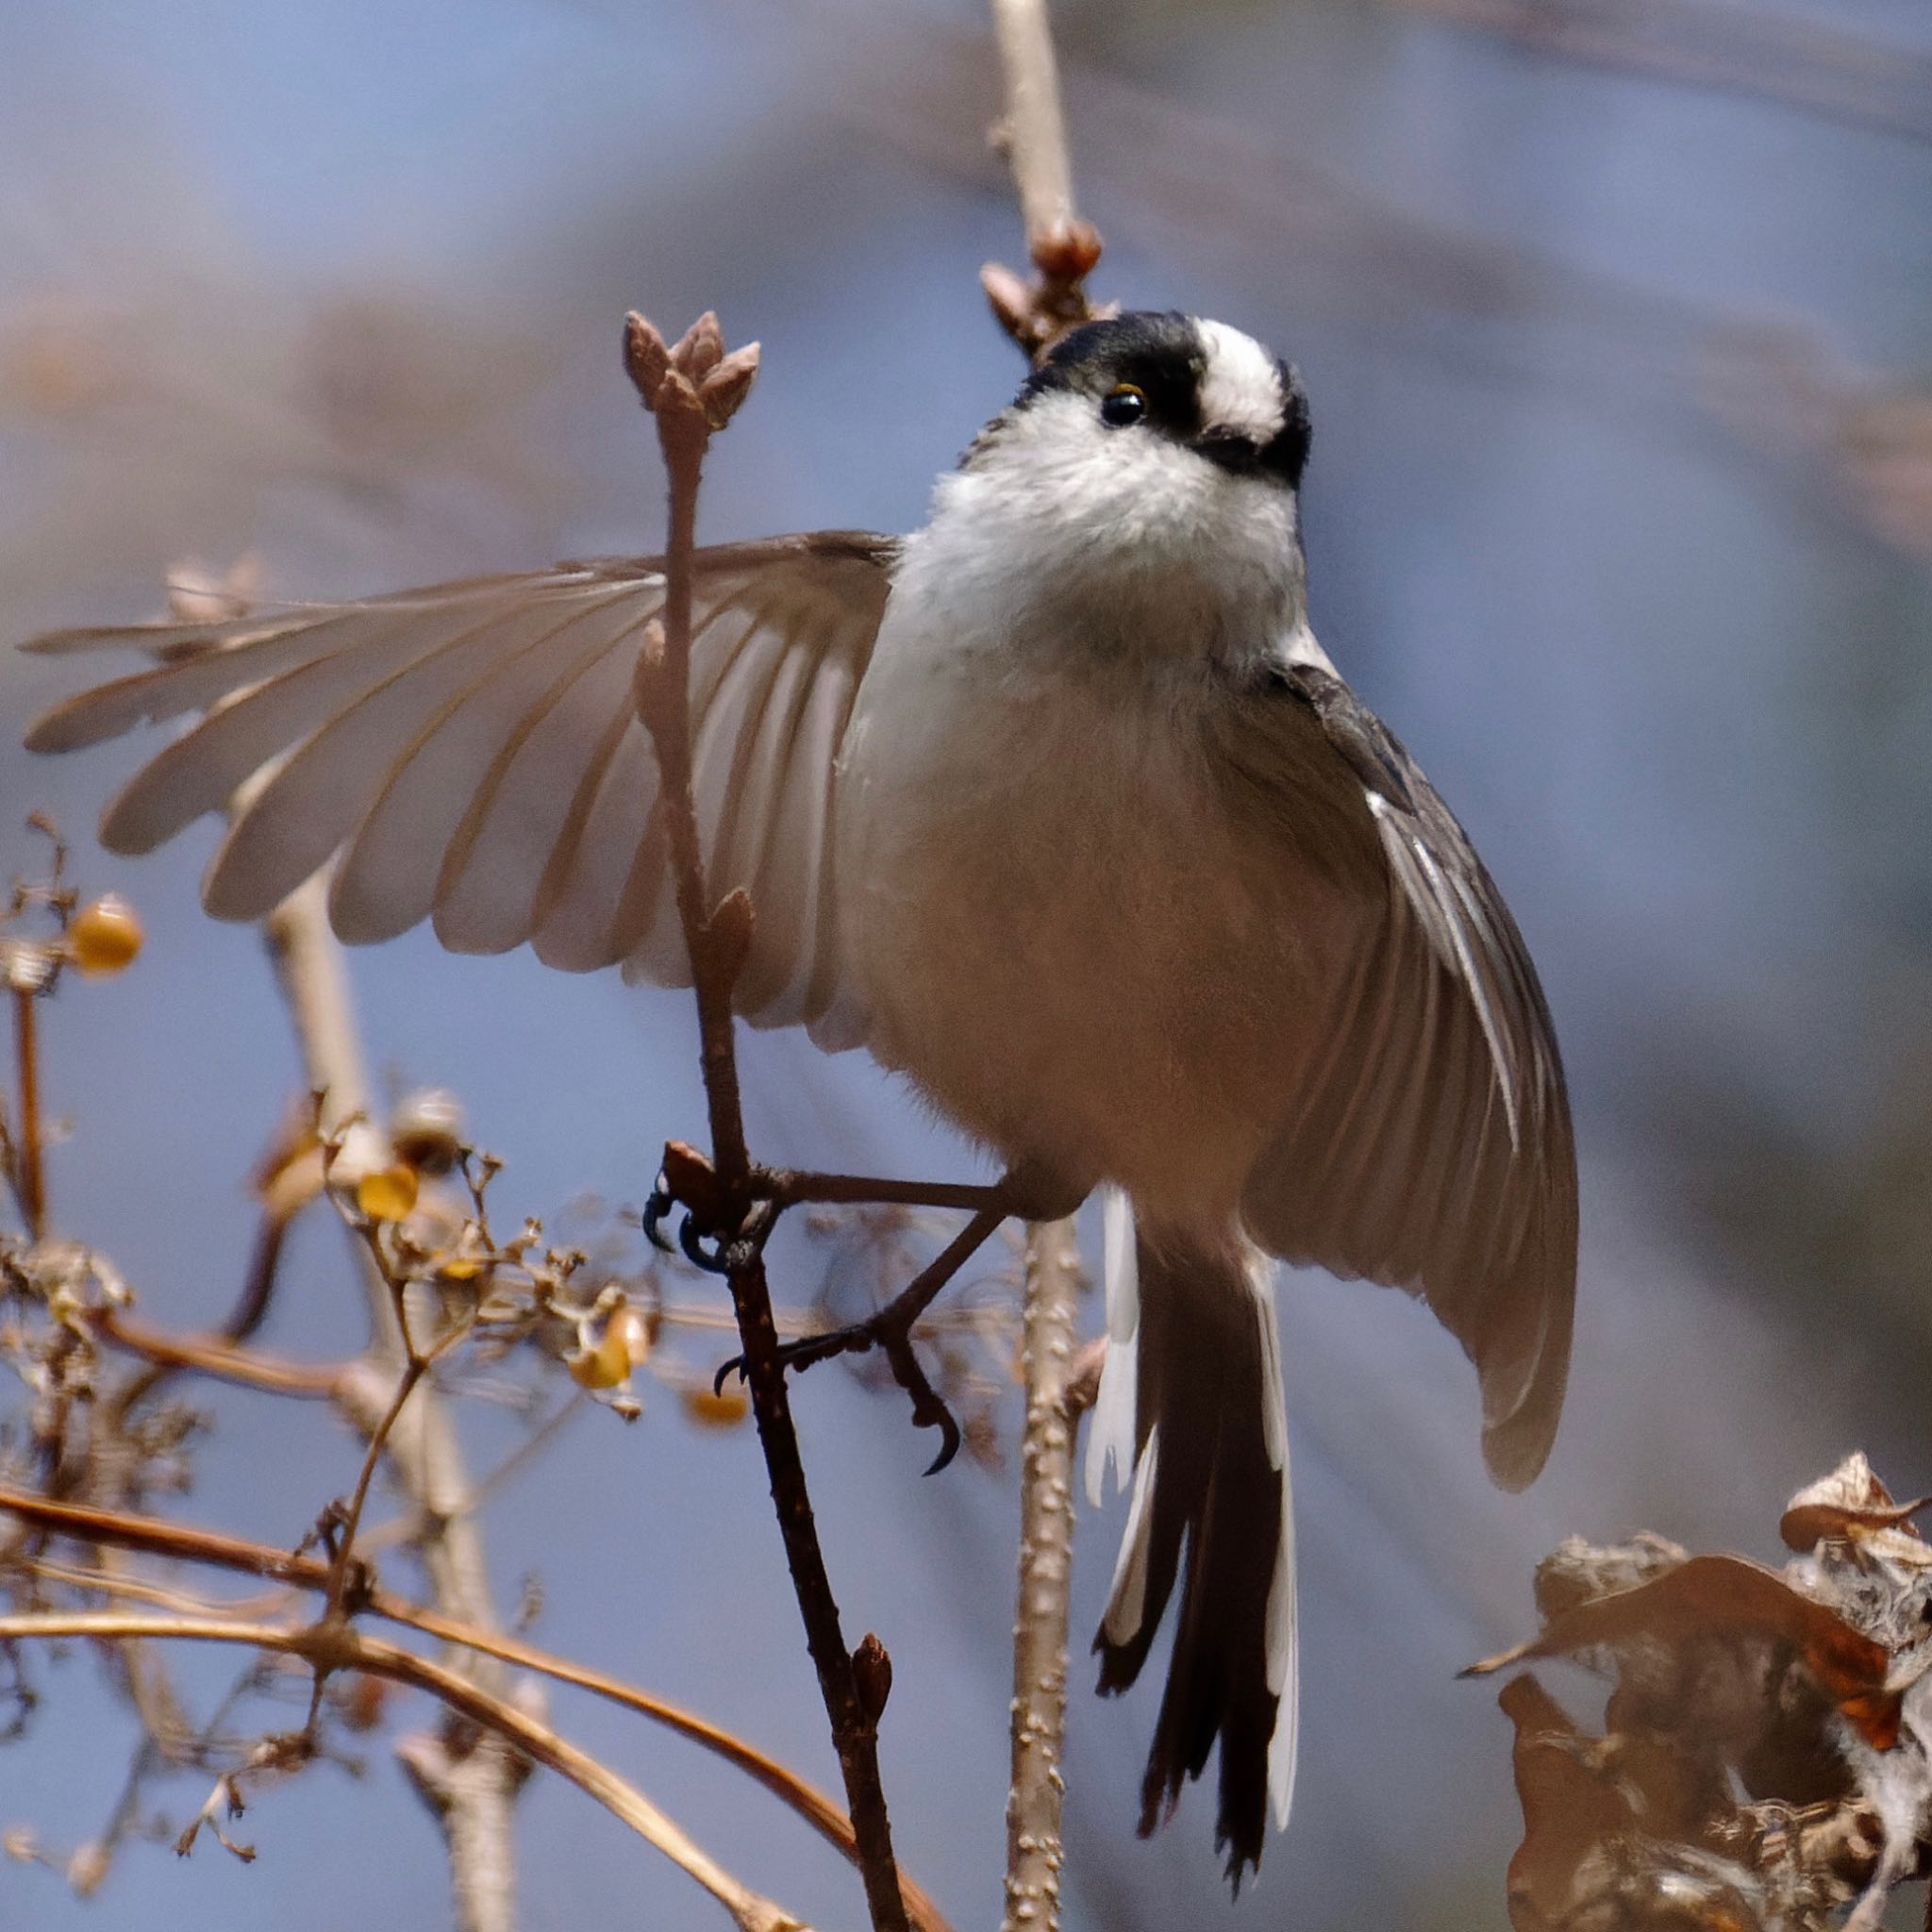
1100,383 -> 1146,428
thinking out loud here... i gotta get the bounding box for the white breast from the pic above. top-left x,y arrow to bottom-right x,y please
835,547 -> 1360,1229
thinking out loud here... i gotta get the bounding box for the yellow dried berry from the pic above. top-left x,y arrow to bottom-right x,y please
681,1384 -> 750,1428
68,895 -> 142,976
568,1324 -> 634,1391
608,1303 -> 652,1371
355,1164 -> 419,1223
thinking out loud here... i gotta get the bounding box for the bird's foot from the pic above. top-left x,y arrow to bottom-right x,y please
713,1302 -> 961,1474
642,1141 -> 775,1274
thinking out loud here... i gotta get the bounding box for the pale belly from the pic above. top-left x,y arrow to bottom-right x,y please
837,646 -> 1367,1226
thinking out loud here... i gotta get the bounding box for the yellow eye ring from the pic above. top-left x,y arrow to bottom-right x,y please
1101,382 -> 1147,427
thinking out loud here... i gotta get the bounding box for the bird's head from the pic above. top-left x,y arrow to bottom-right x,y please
930,312 -> 1313,660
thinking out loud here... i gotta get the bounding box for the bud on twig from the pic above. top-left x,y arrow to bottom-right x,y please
852,1633 -> 893,1726
699,343 -> 761,429
623,312 -> 672,409
670,310 -> 725,382
1030,217 -> 1103,286
708,887 -> 756,992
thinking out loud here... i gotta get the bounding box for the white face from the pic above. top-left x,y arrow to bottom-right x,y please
911,316 -> 1310,670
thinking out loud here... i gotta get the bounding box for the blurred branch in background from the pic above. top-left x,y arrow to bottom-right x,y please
802,0 -> 1932,556
0,819 -> 962,1929
1389,0 -> 1932,146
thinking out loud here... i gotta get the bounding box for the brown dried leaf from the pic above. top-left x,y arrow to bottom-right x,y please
1781,1456 -> 1931,1552
1499,1674 -> 1636,1930
1467,1556 -> 1900,1749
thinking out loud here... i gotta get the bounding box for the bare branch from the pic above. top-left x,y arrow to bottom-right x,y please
257,854 -> 526,1931
0,1610 -> 812,1932
1002,1219 -> 1081,1932
982,0 -> 1103,356
0,1486 -> 956,1927
625,311 -> 912,1932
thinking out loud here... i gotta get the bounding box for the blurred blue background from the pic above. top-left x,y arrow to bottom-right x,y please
3,0 -> 1932,1925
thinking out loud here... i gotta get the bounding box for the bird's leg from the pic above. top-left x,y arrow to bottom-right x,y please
642,1141 -> 1016,1273
713,1202 -> 1012,1474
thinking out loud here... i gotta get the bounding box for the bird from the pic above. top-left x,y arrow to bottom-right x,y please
19,309 -> 1575,1885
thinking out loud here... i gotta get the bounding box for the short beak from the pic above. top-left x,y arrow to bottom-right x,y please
1191,427 -> 1262,475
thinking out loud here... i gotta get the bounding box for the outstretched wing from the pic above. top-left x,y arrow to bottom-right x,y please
24,532 -> 896,1028
1236,659 -> 1576,1491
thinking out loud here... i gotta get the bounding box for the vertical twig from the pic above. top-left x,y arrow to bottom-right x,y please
1002,1220 -> 1082,1932
983,0 -> 1104,358
11,985 -> 46,1239
259,862 -> 529,1932
982,3 -> 1104,1921
625,319 -> 911,1932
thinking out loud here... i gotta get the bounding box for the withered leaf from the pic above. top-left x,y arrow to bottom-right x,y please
1499,1674 -> 1637,1930
1779,1494 -> 1932,1554
1466,1555 -> 1900,1749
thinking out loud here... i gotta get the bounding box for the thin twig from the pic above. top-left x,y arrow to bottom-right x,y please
10,985 -> 45,1239
981,7 -> 1100,1924
0,1609 -> 810,1932
982,0 -> 1103,357
92,1305 -> 345,1399
0,1485 -> 951,1932
1002,1219 -> 1081,1932
258,862 -> 527,1932
625,315 -> 911,1932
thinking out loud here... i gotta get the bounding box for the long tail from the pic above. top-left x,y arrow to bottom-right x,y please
1087,1191 -> 1297,1887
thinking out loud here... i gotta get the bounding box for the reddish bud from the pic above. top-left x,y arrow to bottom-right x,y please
852,1632 -> 893,1724
670,310 -> 724,381
623,311 -> 673,409
698,342 -> 760,429
708,887 -> 756,991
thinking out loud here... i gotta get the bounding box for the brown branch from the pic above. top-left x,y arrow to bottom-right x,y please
1002,1219 -> 1082,1932
981,0 -> 1103,357
625,315 -> 911,1932
981,9 -> 1097,1925
0,1609 -> 810,1932
10,984 -> 46,1238
91,1305 -> 344,1399
0,1487 -> 952,1932
256,860 -> 526,1932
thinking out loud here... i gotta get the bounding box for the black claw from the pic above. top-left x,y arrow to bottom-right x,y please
642,1171 -> 678,1254
705,1316 -> 962,1474
677,1213 -> 736,1274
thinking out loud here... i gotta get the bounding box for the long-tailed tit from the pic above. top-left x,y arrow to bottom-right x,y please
21,310 -> 1576,1883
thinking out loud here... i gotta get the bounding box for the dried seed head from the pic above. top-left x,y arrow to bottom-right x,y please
391,1087 -> 465,1175
2,940 -> 57,994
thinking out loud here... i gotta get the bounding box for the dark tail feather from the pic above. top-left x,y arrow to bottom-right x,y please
1089,1206 -> 1297,1887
